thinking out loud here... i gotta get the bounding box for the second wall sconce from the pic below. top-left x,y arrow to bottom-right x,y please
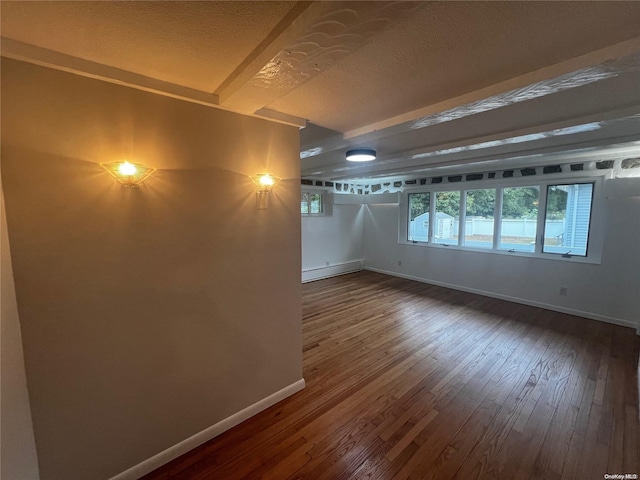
250,173 -> 281,209
101,160 -> 156,186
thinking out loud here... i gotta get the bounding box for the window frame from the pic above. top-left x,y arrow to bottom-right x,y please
463,187 -> 497,250
399,172 -> 605,264
301,189 -> 326,216
498,184 -> 541,254
541,182 -> 595,258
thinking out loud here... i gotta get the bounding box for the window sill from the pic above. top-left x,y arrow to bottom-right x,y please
398,240 -> 602,265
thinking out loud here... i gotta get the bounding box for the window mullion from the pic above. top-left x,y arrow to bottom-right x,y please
428,192 -> 436,243
493,188 -> 503,250
535,185 -> 548,254
459,190 -> 466,246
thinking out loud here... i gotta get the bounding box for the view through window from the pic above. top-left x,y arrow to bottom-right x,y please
499,186 -> 539,252
464,189 -> 495,249
406,181 -> 595,258
543,183 -> 593,256
408,193 -> 430,242
301,192 -> 323,215
434,191 -> 460,245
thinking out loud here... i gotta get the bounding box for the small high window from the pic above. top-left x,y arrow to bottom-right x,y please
301,192 -> 323,215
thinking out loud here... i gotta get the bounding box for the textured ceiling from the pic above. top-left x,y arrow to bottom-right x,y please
2,1 -> 640,180
0,1 -> 298,92
271,1 -> 640,132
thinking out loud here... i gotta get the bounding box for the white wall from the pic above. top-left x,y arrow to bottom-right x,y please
302,196 -> 365,280
363,177 -> 640,331
1,181 -> 40,479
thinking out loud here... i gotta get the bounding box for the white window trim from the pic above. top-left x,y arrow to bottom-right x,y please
398,171 -> 607,264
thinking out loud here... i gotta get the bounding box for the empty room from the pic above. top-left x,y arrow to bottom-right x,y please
1,2 -> 639,480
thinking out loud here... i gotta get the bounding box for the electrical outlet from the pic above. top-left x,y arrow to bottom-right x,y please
559,287 -> 568,296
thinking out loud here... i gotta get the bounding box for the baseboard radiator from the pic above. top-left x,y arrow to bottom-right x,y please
302,260 -> 363,283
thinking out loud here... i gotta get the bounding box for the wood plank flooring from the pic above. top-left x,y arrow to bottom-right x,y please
142,271 -> 640,479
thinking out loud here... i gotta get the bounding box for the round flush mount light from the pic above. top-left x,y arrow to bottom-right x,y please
345,148 -> 376,162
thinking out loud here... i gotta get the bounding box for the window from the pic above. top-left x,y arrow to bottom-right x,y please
499,186 -> 539,252
542,183 -> 593,257
301,192 -> 323,215
464,189 -> 495,249
408,193 -> 430,242
401,177 -> 600,262
434,191 -> 460,245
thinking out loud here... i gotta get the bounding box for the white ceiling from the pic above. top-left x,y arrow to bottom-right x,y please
2,1 -> 639,181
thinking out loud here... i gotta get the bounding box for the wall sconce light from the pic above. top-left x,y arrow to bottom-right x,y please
100,161 -> 156,186
250,173 -> 281,209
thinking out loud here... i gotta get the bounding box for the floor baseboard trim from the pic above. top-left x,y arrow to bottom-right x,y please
365,267 -> 637,331
109,378 -> 306,480
302,260 -> 363,283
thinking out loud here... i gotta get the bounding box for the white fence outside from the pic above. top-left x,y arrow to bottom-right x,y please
411,218 -> 565,241
458,218 -> 564,238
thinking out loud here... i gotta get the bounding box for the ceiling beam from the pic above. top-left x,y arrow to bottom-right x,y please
216,2 -> 424,116
303,107 -> 640,178
1,37 -> 221,108
253,108 -> 306,128
0,38 -> 307,128
343,37 -> 640,140
214,1 -> 325,106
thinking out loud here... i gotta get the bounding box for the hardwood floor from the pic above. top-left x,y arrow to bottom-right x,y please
142,271 -> 640,479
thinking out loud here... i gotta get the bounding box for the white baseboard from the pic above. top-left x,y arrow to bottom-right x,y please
109,378 -> 305,480
302,260 -> 363,283
365,267 -> 637,331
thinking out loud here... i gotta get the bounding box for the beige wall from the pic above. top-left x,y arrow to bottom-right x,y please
1,58 -> 302,480
1,179 -> 40,479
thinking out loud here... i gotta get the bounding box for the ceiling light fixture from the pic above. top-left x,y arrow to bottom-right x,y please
346,148 -> 376,162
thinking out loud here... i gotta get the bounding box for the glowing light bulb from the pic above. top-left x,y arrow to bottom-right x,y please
118,161 -> 137,176
101,161 -> 155,186
259,174 -> 274,187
